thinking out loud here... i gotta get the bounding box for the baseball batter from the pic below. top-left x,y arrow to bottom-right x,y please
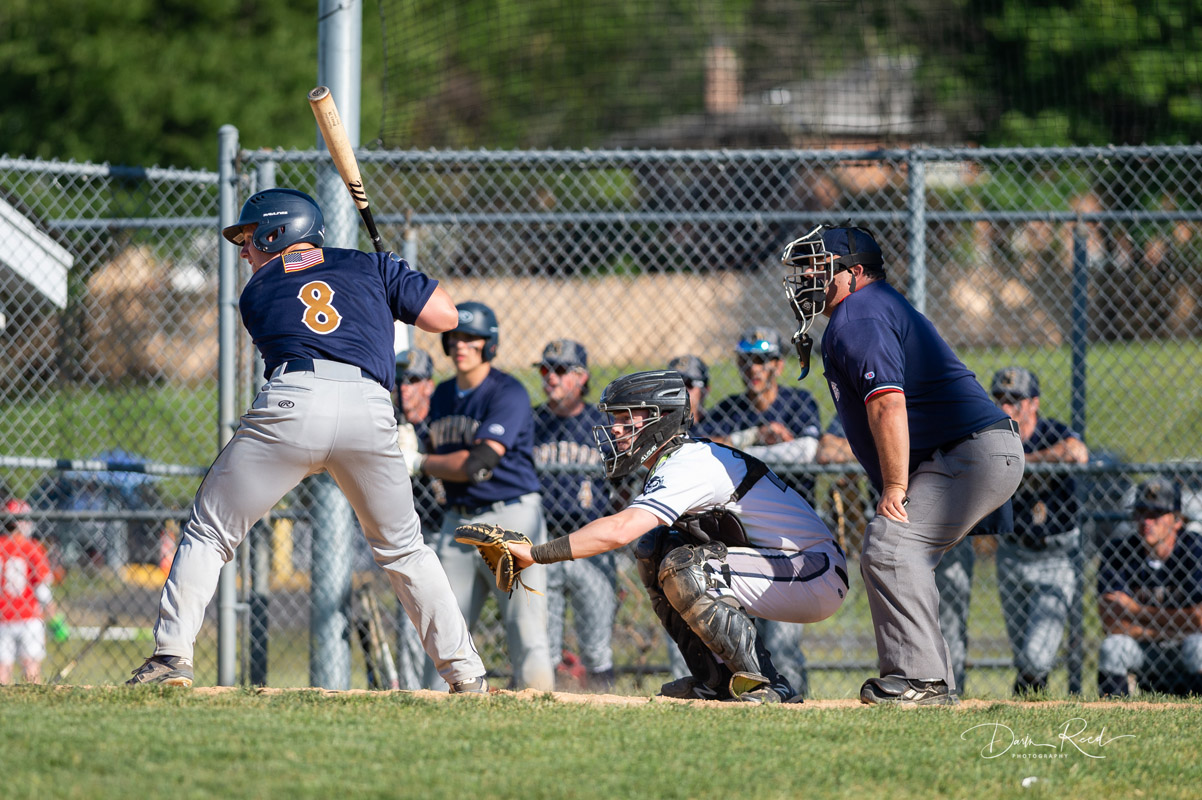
126,188 -> 486,691
781,223 -> 1023,705
532,340 -> 617,690
408,302 -> 554,691
509,370 -> 848,703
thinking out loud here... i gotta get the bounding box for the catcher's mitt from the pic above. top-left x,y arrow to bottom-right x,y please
453,523 -> 541,596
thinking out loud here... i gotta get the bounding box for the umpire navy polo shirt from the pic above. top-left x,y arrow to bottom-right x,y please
821,281 -> 1007,492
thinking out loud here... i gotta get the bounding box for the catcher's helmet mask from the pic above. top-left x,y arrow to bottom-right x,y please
221,188 -> 326,254
593,370 -> 691,478
442,301 -> 500,362
780,222 -> 883,378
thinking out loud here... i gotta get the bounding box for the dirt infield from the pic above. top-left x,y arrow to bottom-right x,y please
157,686 -> 1193,711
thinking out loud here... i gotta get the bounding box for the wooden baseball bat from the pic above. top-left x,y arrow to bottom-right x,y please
53,615 -> 117,684
307,85 -> 385,253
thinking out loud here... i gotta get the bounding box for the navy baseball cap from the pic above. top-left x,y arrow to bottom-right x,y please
735,327 -> 783,359
668,355 -> 709,388
395,348 -> 433,381
822,226 -> 883,268
1131,476 -> 1182,515
535,339 -> 588,370
991,366 -> 1040,401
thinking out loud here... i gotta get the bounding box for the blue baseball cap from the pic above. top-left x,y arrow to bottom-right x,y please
1131,476 -> 1182,515
395,348 -> 433,381
735,327 -> 783,359
535,339 -> 588,370
822,226 -> 884,268
991,366 -> 1040,401
668,355 -> 709,388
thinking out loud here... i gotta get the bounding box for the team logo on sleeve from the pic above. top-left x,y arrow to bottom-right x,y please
644,476 -> 665,493
830,380 -> 841,401
487,423 -> 505,436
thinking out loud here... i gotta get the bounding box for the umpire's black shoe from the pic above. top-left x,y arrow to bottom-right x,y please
658,675 -> 726,700
860,676 -> 958,706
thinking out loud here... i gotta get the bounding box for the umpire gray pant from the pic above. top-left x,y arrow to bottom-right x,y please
860,427 -> 1023,690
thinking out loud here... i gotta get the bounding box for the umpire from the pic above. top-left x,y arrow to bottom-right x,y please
780,224 -> 1024,705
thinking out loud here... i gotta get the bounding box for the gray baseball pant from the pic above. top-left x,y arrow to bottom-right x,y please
424,493 -> 555,691
997,535 -> 1078,681
860,428 -> 1024,690
153,363 -> 484,685
934,536 -> 975,692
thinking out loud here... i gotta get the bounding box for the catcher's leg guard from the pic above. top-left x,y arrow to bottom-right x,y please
635,529 -> 731,698
658,543 -> 768,689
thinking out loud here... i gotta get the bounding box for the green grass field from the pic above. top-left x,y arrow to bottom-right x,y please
2,687 -> 1200,800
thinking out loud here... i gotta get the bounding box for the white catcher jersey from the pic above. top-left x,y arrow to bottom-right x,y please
630,440 -> 834,553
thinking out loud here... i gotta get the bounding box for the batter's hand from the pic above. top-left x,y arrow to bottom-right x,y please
877,485 -> 909,522
758,422 -> 794,445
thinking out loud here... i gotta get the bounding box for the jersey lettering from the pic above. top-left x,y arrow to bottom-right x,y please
2,556 -> 29,596
297,280 -> 342,334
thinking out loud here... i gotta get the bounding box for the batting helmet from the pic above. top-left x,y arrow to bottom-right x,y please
441,301 -> 500,362
221,188 -> 326,254
593,370 -> 691,478
4,498 -> 31,533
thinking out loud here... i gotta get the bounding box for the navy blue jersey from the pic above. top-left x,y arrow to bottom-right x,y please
820,281 -> 1007,492
1010,418 -> 1082,538
1098,530 -> 1202,610
695,387 -> 822,442
532,404 -> 609,535
239,247 -> 436,390
427,369 -> 540,505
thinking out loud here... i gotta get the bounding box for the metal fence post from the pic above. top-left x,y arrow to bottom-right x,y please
216,124 -> 241,686
1066,220 -> 1091,695
906,150 -> 927,313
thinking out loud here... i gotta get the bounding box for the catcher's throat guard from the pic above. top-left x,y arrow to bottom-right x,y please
780,225 -> 833,380
780,223 -> 884,380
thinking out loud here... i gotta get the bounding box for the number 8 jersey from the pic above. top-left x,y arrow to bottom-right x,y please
239,247 -> 437,391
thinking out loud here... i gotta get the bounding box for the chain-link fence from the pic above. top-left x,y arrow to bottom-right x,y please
1,145 -> 1200,697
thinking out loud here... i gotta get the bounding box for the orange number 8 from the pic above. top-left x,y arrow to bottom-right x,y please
298,280 -> 342,334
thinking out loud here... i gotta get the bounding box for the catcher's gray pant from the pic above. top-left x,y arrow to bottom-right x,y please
152,362 -> 484,685
860,428 -> 1023,691
934,536 -> 975,692
997,535 -> 1078,681
424,493 -> 555,691
547,550 -> 616,674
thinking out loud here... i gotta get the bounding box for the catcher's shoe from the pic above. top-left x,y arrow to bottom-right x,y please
657,675 -> 725,700
126,655 -> 193,687
449,676 -> 490,694
859,676 -> 958,707
727,671 -> 800,704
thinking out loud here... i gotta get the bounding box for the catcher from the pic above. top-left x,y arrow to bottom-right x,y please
457,370 -> 847,702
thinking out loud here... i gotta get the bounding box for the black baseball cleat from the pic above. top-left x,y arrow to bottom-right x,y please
859,676 -> 958,706
449,676 -> 490,694
658,675 -> 726,700
126,655 -> 194,687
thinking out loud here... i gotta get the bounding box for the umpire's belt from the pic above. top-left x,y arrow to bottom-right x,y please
449,496 -> 524,517
936,417 -> 1019,455
272,358 -> 373,382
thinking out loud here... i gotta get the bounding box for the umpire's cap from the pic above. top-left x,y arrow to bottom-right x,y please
1131,476 -> 1182,516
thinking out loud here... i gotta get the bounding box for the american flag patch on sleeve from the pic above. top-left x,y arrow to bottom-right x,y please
282,249 -> 325,272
